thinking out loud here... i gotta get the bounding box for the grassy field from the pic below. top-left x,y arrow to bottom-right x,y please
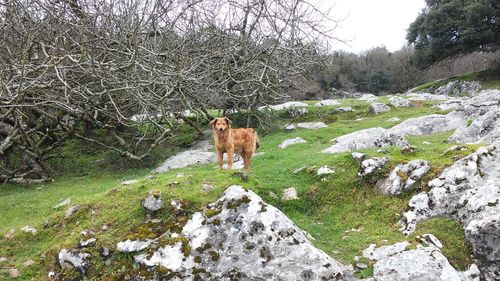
0,98 -> 478,280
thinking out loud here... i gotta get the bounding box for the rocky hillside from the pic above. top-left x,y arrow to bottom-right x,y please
1,79 -> 499,280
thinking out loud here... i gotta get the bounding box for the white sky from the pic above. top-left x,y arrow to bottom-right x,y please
324,0 -> 426,53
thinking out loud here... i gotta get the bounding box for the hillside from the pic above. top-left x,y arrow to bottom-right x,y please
1,79 -> 500,280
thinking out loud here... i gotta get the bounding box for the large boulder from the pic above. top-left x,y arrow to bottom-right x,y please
399,145 -> 500,280
449,108 -> 500,144
451,90 -> 500,119
357,94 -> 379,102
134,185 -> 345,280
388,114 -> 464,136
373,246 -> 467,281
375,160 -> 430,196
322,127 -> 409,154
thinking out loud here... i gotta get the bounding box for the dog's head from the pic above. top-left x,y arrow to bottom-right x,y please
210,117 -> 231,133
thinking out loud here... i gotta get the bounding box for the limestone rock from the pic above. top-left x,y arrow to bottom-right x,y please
58,249 -> 90,274
65,205 -> 82,219
297,122 -> 328,129
317,166 -> 335,176
279,137 -> 307,149
389,96 -> 410,107
288,107 -> 309,118
358,157 -> 389,177
116,239 -> 155,253
388,117 -> 400,122
406,92 -> 449,101
332,107 -> 353,113
434,80 -> 481,96
399,145 -> 500,280
370,103 -> 390,114
375,160 -> 430,195
362,241 -> 410,261
259,101 -> 309,111
388,114 -> 464,136
449,108 -> 500,144
358,94 -> 379,102
152,149 -> 215,173
134,185 -> 344,280
282,187 -> 299,201
79,238 -> 96,248
322,127 -> 409,154
315,99 -> 341,107
54,198 -> 71,209
141,194 -> 164,212
21,226 -> 37,235
122,179 -> 139,185
373,246 -> 463,281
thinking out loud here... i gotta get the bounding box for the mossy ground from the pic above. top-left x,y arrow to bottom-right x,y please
0,98 -> 478,280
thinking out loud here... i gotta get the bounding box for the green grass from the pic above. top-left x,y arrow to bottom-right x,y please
0,99 -> 477,279
412,68 -> 500,92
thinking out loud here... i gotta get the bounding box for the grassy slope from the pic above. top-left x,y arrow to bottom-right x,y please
411,68 -> 500,92
0,99 -> 477,280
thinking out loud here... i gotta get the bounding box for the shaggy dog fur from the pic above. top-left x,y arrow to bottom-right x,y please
210,117 -> 260,170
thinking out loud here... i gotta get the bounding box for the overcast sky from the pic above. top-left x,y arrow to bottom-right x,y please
325,0 -> 426,53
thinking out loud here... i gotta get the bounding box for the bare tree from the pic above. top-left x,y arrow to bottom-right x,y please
0,0 -> 337,182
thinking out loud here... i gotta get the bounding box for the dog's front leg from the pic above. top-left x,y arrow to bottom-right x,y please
227,149 -> 234,170
217,150 -> 224,170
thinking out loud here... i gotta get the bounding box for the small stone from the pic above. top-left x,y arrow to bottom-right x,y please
292,165 -> 308,174
351,152 -> 366,166
48,271 -> 56,279
170,200 -> 183,211
317,166 -> 335,176
400,145 -> 417,154
278,137 -> 307,149
354,256 -> 360,261
331,107 -> 353,113
201,183 -> 215,192
419,234 -> 443,249
79,238 -> 96,248
141,194 -> 164,212
122,179 -> 139,185
282,188 -> 299,201
355,263 -> 368,269
65,205 -> 82,219
58,249 -> 90,274
10,268 -> 19,278
0,257 -> 7,263
21,226 -> 37,235
101,225 -> 109,231
176,173 -> 185,178
388,117 -> 400,122
101,247 -> 110,257
22,259 -> 35,267
54,198 -> 71,209
422,141 -> 431,145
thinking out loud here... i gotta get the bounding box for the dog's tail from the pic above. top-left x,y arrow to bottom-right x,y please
254,131 -> 260,150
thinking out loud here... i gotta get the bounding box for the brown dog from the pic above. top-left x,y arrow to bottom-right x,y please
210,117 -> 260,170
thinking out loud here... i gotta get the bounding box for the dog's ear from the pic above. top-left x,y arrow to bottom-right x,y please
224,117 -> 232,125
209,118 -> 217,127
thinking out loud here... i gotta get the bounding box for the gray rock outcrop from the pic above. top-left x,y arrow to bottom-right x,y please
332,107 -> 353,113
322,127 -> 409,154
357,156 -> 390,177
399,145 -> 500,280
279,137 -> 307,149
134,185 -> 345,280
58,249 -> 90,275
388,114 -> 464,136
284,122 -> 328,130
370,103 -> 390,114
362,241 -> 410,261
141,194 -> 165,212
358,94 -> 379,102
389,96 -> 410,107
375,160 -> 430,195
449,108 -> 500,144
434,80 -> 481,96
315,99 -> 341,107
152,149 -> 215,173
259,101 -> 309,111
406,92 -> 449,101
